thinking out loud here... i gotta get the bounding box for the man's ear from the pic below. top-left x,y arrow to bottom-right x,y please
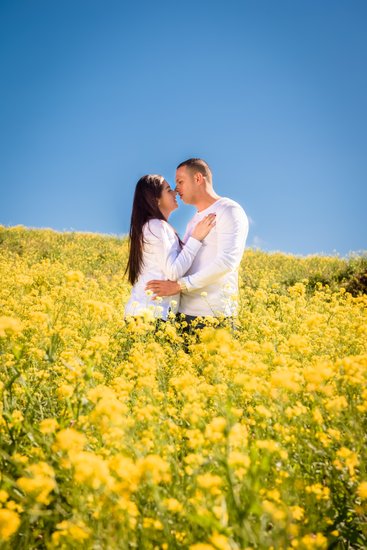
195,172 -> 204,185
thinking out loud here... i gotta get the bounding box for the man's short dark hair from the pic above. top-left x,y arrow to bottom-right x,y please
177,158 -> 212,183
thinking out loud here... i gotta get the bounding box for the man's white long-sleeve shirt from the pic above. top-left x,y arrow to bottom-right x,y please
124,219 -> 202,319
179,197 -> 249,317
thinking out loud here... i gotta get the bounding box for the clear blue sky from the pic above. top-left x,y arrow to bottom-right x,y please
1,0 -> 366,256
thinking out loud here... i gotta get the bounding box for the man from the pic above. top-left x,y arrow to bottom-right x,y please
146,158 -> 249,324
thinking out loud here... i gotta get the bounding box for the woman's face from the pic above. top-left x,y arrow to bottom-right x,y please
159,180 -> 178,217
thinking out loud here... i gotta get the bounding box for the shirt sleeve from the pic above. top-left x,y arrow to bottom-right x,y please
145,220 -> 202,280
179,205 -> 249,292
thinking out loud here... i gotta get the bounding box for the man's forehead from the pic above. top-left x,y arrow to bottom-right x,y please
176,166 -> 188,178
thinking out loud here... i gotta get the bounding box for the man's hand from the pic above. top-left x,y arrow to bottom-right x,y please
146,280 -> 181,297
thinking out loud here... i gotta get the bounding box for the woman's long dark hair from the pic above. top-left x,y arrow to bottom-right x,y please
126,174 -> 178,285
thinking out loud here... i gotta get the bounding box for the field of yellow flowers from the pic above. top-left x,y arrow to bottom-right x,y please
0,226 -> 366,550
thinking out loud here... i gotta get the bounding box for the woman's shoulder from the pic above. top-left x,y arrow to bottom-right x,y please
144,218 -> 167,231
143,218 -> 172,238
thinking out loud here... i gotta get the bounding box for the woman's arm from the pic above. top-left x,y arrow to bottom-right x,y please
145,206 -> 248,296
145,220 -> 201,281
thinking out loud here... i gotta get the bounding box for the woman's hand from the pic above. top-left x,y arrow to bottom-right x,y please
191,213 -> 216,241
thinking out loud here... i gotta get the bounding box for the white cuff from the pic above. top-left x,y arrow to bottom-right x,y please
177,278 -> 188,292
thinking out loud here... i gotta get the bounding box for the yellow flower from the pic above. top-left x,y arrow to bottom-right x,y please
142,518 -> 163,530
288,282 -> 306,296
10,410 -> 24,425
189,544 -> 215,550
65,270 -> 85,283
335,447 -> 359,477
290,505 -> 304,521
52,519 -> 90,543
305,484 -> 330,501
17,462 -> 56,504
5,500 -> 23,513
205,417 -> 227,442
325,396 -> 348,412
53,428 -> 86,453
116,496 -> 139,527
265,488 -> 281,503
357,481 -> 367,500
56,384 -> 74,399
262,500 -> 286,523
70,451 -> 112,489
0,316 -> 23,338
228,423 -> 248,448
270,369 -> 300,392
163,498 -> 183,513
90,396 -> 129,429
12,453 -> 28,465
256,440 -> 284,455
137,455 -> 171,484
0,508 -> 21,540
300,533 -> 327,548
288,334 -> 309,352
255,404 -> 272,418
109,455 -> 141,492
197,473 -> 223,495
87,385 -> 116,403
209,533 -> 232,550
228,451 -> 251,473
312,408 -> 323,424
39,418 -> 58,434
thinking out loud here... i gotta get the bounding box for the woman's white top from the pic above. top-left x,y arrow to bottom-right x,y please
124,219 -> 202,319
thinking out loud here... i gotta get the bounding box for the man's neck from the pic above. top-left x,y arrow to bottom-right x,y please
195,191 -> 221,213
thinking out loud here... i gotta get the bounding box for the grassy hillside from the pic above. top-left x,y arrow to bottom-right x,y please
0,226 -> 366,549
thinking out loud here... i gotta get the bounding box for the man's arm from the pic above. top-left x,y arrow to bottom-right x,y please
181,205 -> 248,291
146,205 -> 248,297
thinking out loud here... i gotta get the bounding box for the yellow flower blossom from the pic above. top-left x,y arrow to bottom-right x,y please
0,508 -> 21,540
357,481 -> 367,500
209,533 -> 232,550
137,455 -> 171,484
69,451 -> 112,489
17,462 -> 56,504
305,484 -> 330,501
156,498 -> 179,515
197,473 -> 223,495
0,316 -> 23,338
53,429 -> 86,453
290,505 -> 305,521
205,416 -> 227,442
299,533 -> 327,549
335,447 -> 359,477
262,499 -> 286,522
56,384 -> 74,399
189,544 -> 216,550
52,519 -> 90,544
39,418 -> 58,434
65,270 -> 85,283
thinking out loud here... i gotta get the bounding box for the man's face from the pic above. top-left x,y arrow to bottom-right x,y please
175,166 -> 197,205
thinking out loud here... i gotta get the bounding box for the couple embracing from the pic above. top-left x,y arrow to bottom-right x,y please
125,158 -> 249,328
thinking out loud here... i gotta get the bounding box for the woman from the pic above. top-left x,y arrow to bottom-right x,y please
124,174 -> 215,319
